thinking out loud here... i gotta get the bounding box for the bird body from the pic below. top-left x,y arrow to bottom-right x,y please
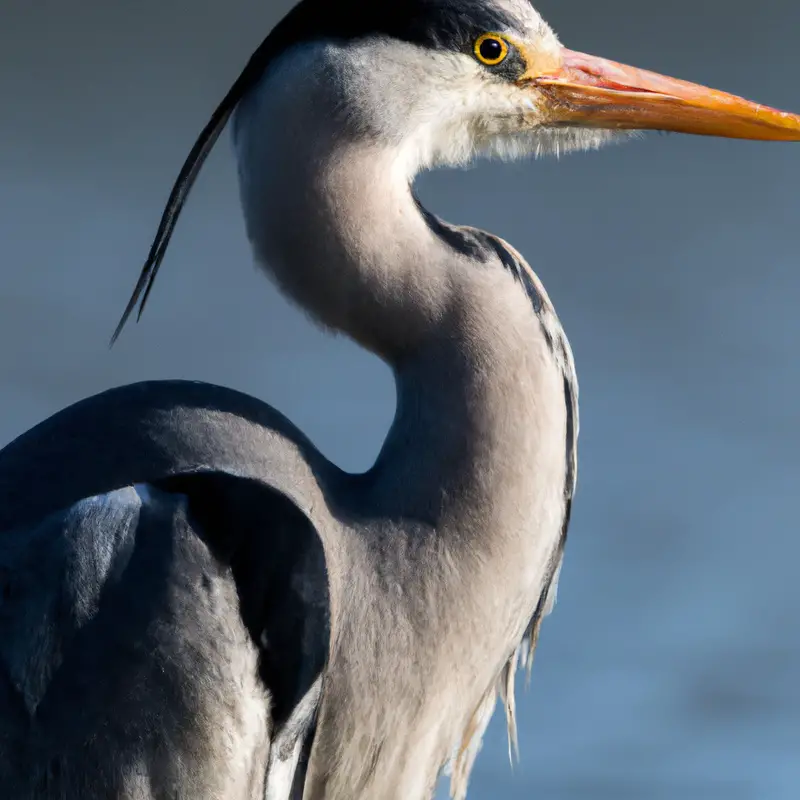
3,0 -> 800,797
0,203 -> 575,798
0,257 -> 573,797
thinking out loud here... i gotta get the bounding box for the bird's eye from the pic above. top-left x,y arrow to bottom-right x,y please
474,34 -> 509,67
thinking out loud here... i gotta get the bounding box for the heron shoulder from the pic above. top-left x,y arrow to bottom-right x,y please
0,379 -> 341,536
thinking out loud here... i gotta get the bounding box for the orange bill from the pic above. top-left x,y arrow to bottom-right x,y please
532,49 -> 800,141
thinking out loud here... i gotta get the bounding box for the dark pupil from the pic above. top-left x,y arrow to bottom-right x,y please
479,38 -> 503,62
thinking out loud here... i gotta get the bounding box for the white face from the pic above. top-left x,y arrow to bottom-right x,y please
298,2 -> 626,175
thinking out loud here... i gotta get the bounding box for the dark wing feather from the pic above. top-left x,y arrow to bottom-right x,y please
0,381 -> 332,798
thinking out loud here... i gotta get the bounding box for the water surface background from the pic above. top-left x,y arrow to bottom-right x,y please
1,1 -> 798,797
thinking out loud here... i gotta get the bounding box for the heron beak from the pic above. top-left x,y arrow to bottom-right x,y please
531,48 -> 800,141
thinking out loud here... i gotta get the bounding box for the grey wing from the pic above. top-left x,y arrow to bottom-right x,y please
0,471 -> 328,799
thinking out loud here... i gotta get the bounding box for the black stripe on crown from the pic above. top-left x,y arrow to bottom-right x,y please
248,0 -> 519,61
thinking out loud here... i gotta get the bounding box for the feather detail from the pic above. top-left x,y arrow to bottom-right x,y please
447,687 -> 497,800
498,646 -> 520,764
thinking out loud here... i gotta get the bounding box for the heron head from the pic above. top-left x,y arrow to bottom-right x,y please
287,0 -> 800,172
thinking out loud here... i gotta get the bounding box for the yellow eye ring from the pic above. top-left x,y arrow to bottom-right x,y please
474,33 -> 509,67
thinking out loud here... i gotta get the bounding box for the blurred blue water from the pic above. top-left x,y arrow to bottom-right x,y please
1,2 -> 798,797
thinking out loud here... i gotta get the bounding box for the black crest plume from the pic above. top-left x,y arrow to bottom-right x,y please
109,40 -> 272,345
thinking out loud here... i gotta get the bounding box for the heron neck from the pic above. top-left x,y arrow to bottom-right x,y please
283,159 -> 568,799
234,87 -> 565,529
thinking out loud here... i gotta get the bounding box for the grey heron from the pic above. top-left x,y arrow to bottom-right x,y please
2,1 -> 800,798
